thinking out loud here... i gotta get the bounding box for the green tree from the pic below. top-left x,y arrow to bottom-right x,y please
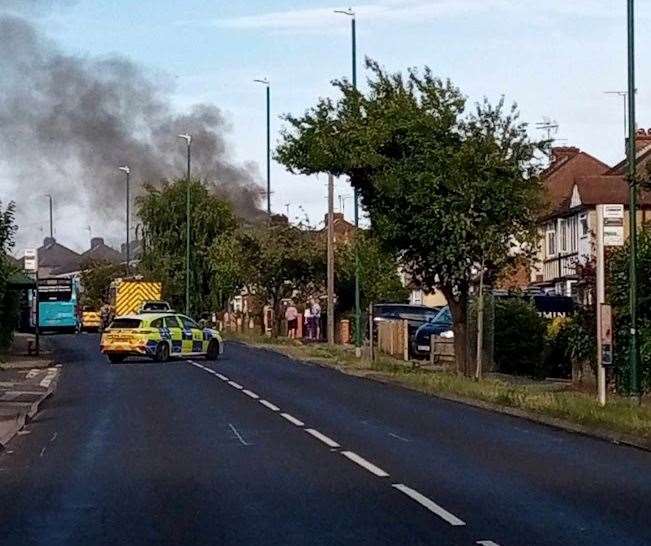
276,59 -> 546,375
608,228 -> 651,393
336,231 -> 408,313
137,179 -> 238,315
233,216 -> 325,335
0,201 -> 18,353
79,259 -> 125,308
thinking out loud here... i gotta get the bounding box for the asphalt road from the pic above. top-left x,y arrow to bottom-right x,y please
1,334 -> 650,546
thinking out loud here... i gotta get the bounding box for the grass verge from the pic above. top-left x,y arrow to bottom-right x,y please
225,331 -> 651,445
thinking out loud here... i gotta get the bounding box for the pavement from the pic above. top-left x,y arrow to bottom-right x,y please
0,333 -> 59,447
0,334 -> 650,545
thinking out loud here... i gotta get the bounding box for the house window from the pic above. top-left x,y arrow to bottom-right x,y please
546,225 -> 556,257
560,219 -> 568,253
568,215 -> 578,252
579,213 -> 589,238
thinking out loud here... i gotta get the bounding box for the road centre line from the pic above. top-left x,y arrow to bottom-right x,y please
305,428 -> 340,448
259,400 -> 280,411
228,381 -> 243,390
280,413 -> 304,426
243,389 -> 259,399
341,451 -> 389,477
215,373 -> 229,381
392,484 -> 465,527
476,542 -> 501,546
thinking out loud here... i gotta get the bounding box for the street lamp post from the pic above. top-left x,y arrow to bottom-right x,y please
178,133 -> 192,316
44,194 -> 53,239
604,91 -> 628,154
255,78 -> 271,215
335,7 -> 362,357
626,0 -> 641,402
118,166 -> 131,275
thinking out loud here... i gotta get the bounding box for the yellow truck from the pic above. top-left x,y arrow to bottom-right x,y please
109,278 -> 163,318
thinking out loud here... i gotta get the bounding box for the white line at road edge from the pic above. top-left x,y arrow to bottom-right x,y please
242,389 -> 259,399
392,484 -> 465,527
260,400 -> 280,411
477,542 -> 501,546
280,413 -> 304,426
341,451 -> 389,477
305,428 -> 340,448
228,381 -> 243,389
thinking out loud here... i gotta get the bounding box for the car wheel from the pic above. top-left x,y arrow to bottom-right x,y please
107,353 -> 125,364
205,340 -> 220,361
155,342 -> 170,363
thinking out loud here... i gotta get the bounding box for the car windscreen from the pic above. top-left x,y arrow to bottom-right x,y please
109,319 -> 142,329
373,304 -> 438,320
431,307 -> 452,324
143,302 -> 168,310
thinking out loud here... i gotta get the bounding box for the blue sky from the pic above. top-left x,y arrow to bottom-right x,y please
7,0 -> 651,249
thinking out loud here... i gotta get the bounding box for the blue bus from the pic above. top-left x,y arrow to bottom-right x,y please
36,277 -> 80,332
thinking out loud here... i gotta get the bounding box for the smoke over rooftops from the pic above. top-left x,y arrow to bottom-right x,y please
0,13 -> 264,249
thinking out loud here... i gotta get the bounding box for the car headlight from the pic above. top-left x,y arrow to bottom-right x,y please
440,330 -> 454,339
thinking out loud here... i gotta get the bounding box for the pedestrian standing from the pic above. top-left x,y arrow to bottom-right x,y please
285,302 -> 298,339
303,305 -> 312,340
311,299 -> 322,341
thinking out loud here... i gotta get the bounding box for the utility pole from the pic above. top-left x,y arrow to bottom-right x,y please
119,166 -> 131,275
327,173 -> 335,345
255,78 -> 272,214
335,7 -> 362,356
627,0 -> 641,402
475,257 -> 485,381
178,133 -> 192,316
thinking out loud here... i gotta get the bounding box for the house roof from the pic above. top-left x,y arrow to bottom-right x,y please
573,176 -> 651,207
17,237 -> 82,272
52,238 -> 122,275
541,147 -> 611,213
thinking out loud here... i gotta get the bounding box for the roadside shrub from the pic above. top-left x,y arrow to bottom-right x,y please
494,298 -> 547,377
607,228 -> 651,393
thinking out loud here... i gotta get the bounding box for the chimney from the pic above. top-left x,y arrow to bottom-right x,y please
550,147 -> 580,169
90,237 -> 104,249
43,237 -> 55,247
633,128 -> 651,153
324,212 -> 344,225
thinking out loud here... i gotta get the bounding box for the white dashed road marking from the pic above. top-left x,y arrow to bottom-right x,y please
280,413 -> 304,426
215,373 -> 229,381
477,541 -> 501,546
228,381 -> 243,390
305,429 -> 340,448
259,400 -> 280,411
242,389 -> 259,399
388,432 -> 410,442
341,451 -> 389,477
392,484 -> 465,527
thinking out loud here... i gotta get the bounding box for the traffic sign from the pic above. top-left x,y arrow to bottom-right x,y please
24,249 -> 38,272
602,204 -> 624,247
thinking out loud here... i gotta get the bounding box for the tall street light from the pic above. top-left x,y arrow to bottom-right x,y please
626,0 -> 641,402
44,193 -> 53,239
255,78 -> 272,215
178,133 -> 192,315
118,166 -> 131,275
335,7 -> 362,357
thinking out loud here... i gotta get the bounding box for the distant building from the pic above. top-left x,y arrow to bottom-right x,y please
53,237 -> 123,276
531,142 -> 651,296
18,237 -> 82,277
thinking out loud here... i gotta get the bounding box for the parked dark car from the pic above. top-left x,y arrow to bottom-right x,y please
412,306 -> 454,357
373,303 -> 442,341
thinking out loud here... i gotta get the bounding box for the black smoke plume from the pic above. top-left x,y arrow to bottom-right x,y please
0,14 -> 264,250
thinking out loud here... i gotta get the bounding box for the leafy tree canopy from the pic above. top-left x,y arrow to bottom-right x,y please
79,259 -> 125,308
276,59 -> 546,374
137,179 -> 237,314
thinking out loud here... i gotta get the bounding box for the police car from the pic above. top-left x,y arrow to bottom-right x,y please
100,312 -> 223,363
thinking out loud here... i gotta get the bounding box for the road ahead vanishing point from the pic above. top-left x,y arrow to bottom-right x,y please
1,335 -> 650,546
